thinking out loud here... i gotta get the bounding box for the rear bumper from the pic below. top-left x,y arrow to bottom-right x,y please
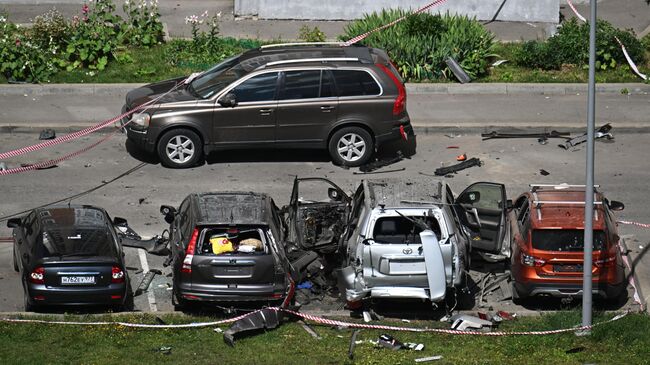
177,282 -> 286,303
375,119 -> 414,146
26,283 -> 127,306
514,280 -> 626,299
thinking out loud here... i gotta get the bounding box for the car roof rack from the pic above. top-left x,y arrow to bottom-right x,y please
265,57 -> 360,67
530,183 -> 600,192
531,192 -> 603,221
260,42 -> 346,49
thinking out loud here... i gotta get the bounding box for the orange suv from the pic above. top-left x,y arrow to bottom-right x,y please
509,184 -> 626,301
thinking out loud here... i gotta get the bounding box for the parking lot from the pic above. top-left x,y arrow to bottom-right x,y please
0,131 -> 648,315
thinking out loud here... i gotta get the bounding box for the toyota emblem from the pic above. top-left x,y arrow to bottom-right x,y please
402,248 -> 413,254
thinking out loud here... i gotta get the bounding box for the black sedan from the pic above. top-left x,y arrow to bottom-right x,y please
8,205 -> 131,311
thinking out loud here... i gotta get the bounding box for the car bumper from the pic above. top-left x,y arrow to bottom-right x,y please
177,282 -> 287,303
121,104 -> 157,153
514,281 -> 625,299
26,283 -> 127,306
375,119 -> 414,146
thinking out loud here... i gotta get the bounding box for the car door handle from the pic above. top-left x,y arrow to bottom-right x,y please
259,108 -> 273,116
320,106 -> 335,112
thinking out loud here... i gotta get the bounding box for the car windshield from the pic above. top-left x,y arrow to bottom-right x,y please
372,216 -> 441,244
37,226 -> 118,258
531,229 -> 606,252
188,55 -> 245,99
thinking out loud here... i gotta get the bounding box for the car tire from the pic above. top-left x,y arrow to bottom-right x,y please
24,293 -> 36,312
13,247 -> 19,272
328,127 -> 374,167
157,128 -> 203,168
511,281 -> 525,305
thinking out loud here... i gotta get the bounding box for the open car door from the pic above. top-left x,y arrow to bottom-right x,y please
455,182 -> 508,254
286,177 -> 351,253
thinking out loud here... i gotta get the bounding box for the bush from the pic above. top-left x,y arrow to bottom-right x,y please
514,18 -> 645,71
341,10 -> 495,81
122,0 -> 164,47
298,25 -> 326,42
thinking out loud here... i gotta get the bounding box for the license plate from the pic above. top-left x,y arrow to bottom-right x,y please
389,261 -> 426,274
553,264 -> 583,272
61,276 -> 96,285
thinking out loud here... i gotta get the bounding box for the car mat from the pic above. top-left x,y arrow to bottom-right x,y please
223,308 -> 283,347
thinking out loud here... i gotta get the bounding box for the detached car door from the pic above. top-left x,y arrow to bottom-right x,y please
455,182 -> 508,254
286,177 -> 350,253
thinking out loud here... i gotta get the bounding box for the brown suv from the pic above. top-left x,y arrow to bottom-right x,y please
122,43 -> 414,168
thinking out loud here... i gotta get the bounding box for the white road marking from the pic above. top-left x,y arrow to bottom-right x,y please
137,249 -> 158,312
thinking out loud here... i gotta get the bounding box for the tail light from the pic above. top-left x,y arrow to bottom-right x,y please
521,254 -> 546,267
376,63 -> 406,116
181,228 -> 199,275
29,266 -> 45,284
594,256 -> 616,267
111,266 -> 125,283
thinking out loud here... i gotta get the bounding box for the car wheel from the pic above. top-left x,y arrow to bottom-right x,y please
13,247 -> 19,272
157,128 -> 203,168
511,281 -> 525,305
328,127 -> 374,167
24,293 -> 36,312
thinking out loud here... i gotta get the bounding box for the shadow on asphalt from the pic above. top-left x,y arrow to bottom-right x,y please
125,139 -> 160,165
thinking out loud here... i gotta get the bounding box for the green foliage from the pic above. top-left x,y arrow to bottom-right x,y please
122,0 -> 164,47
342,10 -> 495,81
641,33 -> 650,52
297,25 -> 326,42
514,18 -> 645,71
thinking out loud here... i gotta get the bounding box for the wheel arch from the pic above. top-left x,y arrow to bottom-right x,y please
327,122 -> 376,147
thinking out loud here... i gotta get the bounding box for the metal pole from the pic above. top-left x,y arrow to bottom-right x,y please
582,0 -> 597,332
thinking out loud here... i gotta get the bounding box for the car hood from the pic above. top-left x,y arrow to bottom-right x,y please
125,76 -> 197,108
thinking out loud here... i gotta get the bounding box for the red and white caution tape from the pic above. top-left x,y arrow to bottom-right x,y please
1,307 -> 629,335
344,0 -> 450,46
618,220 -> 650,229
565,0 -> 647,81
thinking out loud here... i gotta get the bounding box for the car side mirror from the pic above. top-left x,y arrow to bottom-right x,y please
458,191 -> 480,204
7,217 -> 21,228
113,217 -> 128,227
218,93 -> 237,108
328,187 -> 343,202
160,205 -> 176,224
608,200 -> 624,211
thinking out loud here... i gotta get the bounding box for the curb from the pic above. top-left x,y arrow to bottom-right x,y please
1,83 -> 649,97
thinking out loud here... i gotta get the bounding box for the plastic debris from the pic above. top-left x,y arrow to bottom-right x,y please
415,355 -> 443,362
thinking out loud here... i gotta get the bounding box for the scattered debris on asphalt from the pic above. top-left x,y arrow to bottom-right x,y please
540,169 -> 550,176
434,158 -> 482,176
39,128 -> 56,140
456,153 -> 467,161
353,167 -> 406,175
559,123 -> 613,150
447,146 -> 459,149
358,151 -> 405,173
20,163 -> 57,170
449,314 -> 494,331
481,130 -> 570,141
134,269 -> 161,297
0,162 -> 7,171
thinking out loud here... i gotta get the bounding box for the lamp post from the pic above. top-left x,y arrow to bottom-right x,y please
581,0 -> 598,333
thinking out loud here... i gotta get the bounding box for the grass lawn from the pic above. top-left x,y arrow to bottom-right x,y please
1,311 -> 648,364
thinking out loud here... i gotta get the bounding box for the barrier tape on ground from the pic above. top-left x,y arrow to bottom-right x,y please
343,0 -> 449,46
618,220 -> 650,229
565,0 -> 647,81
618,240 -> 644,310
0,80 -> 185,161
0,308 -> 628,335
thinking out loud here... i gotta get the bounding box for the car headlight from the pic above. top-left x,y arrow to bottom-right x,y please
130,112 -> 151,128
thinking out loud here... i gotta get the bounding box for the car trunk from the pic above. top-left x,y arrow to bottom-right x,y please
531,229 -> 608,279
190,226 -> 277,287
41,257 -> 119,288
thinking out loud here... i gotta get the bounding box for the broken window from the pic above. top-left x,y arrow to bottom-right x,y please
372,216 -> 441,244
531,229 -> 606,252
197,227 -> 268,255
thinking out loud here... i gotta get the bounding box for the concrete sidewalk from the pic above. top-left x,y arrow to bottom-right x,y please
0,83 -> 648,133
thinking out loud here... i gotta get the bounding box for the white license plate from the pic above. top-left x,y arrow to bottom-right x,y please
389,261 -> 426,275
61,276 -> 96,285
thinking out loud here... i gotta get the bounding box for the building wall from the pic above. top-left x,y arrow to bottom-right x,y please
235,0 -> 560,23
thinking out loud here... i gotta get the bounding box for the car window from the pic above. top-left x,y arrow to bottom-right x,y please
333,70 -> 380,97
532,229 -> 606,252
178,197 -> 192,241
517,201 -> 530,225
189,55 -> 244,99
321,70 -> 336,97
36,226 -> 118,258
372,216 -> 441,243
280,70 -> 321,100
232,72 -> 279,103
197,227 -> 268,255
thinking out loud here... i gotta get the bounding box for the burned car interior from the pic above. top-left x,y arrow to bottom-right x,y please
198,227 -> 268,255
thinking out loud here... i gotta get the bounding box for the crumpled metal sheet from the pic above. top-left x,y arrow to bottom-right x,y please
223,308 -> 283,346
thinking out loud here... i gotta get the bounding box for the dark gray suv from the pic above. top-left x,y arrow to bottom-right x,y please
122,43 -> 413,168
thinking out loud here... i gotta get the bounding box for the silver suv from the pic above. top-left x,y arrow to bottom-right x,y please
122,43 -> 414,168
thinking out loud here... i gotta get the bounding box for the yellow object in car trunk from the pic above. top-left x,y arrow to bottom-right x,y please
210,236 -> 234,254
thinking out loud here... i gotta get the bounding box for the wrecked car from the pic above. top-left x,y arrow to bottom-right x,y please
509,184 -> 626,301
286,178 -> 510,309
160,192 -> 295,309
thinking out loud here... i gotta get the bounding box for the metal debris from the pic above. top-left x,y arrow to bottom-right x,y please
481,130 -> 570,141
559,123 -> 613,150
415,356 -> 443,363
348,330 -> 360,359
434,158 -> 482,176
299,320 -> 321,339
39,128 -> 56,140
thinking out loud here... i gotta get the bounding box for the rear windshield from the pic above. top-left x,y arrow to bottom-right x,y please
197,226 -> 268,255
372,216 -> 441,244
37,226 -> 117,258
531,229 -> 607,252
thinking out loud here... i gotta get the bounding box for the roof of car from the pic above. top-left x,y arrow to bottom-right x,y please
363,178 -> 445,209
527,188 -> 607,230
194,192 -> 274,226
237,44 -> 379,71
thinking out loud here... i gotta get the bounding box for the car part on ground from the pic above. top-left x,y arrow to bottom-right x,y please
434,157 -> 482,176
122,43 -> 414,169
223,307 -> 283,346
481,130 -> 570,141
559,123 -> 613,150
